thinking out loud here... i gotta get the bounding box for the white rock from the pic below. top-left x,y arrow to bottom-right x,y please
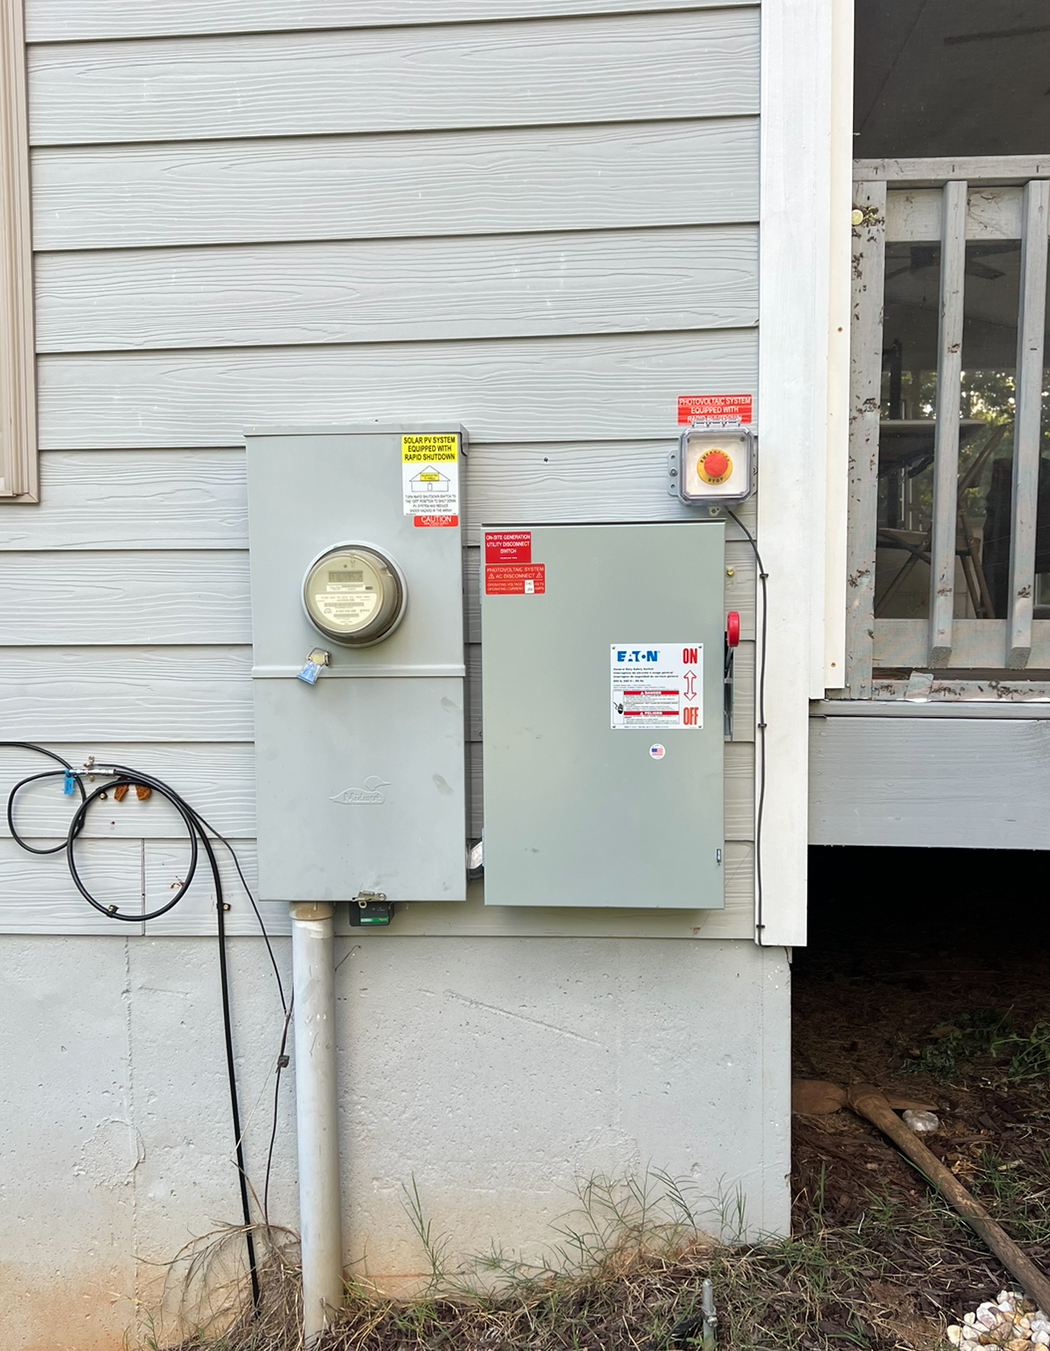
902,1109 -> 941,1132
951,1292 -> 1050,1351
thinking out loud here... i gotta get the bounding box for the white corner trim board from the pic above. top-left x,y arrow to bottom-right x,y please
0,0 -> 37,503
757,0 -> 847,946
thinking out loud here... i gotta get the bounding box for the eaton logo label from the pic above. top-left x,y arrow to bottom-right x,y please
610,641 -> 702,732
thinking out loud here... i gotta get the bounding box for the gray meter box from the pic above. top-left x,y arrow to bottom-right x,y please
245,426 -> 466,903
480,522 -> 725,909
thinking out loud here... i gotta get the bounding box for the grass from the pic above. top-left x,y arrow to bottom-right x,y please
142,995 -> 1050,1351
148,1170 -> 963,1351
900,1010 -> 1050,1088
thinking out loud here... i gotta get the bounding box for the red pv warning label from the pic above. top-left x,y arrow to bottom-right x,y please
484,531 -> 532,563
677,394 -> 753,426
485,563 -> 545,595
413,514 -> 458,528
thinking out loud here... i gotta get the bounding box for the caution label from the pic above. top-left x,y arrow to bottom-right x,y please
402,434 -> 459,526
677,394 -> 753,427
610,643 -> 703,730
485,564 -> 545,595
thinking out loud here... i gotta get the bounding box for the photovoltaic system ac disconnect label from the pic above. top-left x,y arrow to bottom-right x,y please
483,530 -> 545,593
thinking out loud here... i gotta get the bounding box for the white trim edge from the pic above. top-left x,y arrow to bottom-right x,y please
0,0 -> 37,504
824,0 -> 853,687
757,0 -> 838,946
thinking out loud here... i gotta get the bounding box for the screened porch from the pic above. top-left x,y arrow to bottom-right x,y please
844,157 -> 1050,699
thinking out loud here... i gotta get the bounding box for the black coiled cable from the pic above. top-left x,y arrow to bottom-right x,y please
5,743 -> 85,855
1,742 -> 285,1313
66,771 -> 199,922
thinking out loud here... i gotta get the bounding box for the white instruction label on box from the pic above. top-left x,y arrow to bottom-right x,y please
610,643 -> 702,730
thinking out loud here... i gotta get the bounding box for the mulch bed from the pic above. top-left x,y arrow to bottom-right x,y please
790,925 -> 1050,1347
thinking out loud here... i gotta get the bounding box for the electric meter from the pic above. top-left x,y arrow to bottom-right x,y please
676,427 -> 755,505
302,543 -> 406,646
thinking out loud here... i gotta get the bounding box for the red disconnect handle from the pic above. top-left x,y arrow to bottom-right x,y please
726,612 -> 741,648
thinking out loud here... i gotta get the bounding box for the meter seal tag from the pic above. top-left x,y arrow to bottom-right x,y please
610,643 -> 703,730
401,434 -> 460,527
297,649 -> 331,685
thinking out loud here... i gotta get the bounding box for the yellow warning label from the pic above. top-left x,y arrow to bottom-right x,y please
401,434 -> 458,463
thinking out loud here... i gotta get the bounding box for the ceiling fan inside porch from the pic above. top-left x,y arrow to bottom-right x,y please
885,242 -> 1017,282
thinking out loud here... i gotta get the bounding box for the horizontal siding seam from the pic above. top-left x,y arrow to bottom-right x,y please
0,546 -> 248,554
35,323 -> 759,359
34,324 -> 759,360
3,738 -> 256,744
24,3 -> 761,46
28,110 -> 759,152
0,643 -> 253,651
21,440 -> 760,455
33,221 -> 762,255
31,218 -> 760,261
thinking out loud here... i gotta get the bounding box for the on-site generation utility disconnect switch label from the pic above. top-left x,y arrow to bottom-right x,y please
610,643 -> 703,730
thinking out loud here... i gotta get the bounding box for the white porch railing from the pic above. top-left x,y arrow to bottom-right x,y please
846,157 -> 1050,698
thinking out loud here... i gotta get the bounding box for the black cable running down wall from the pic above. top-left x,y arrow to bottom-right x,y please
1,742 -> 288,1314
725,510 -> 770,945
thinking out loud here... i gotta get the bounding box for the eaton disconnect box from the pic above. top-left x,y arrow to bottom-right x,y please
245,426 -> 467,903
480,522 -> 725,909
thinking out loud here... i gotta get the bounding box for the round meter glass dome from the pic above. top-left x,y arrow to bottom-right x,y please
302,544 -> 406,646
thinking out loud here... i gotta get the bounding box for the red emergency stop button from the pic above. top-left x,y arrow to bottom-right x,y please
726,611 -> 740,647
698,448 -> 733,484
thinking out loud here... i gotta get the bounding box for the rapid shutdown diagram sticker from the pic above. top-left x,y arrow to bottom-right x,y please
610,644 -> 702,730
401,434 -> 459,526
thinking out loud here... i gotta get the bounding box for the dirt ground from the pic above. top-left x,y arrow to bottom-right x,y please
789,847 -> 1050,1347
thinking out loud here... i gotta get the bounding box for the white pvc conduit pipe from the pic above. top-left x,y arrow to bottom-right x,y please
290,902 -> 344,1344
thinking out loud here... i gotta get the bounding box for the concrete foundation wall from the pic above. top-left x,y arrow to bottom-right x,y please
0,933 -> 789,1349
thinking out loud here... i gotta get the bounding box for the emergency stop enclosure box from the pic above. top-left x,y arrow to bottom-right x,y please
480,521 -> 725,908
245,426 -> 467,903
